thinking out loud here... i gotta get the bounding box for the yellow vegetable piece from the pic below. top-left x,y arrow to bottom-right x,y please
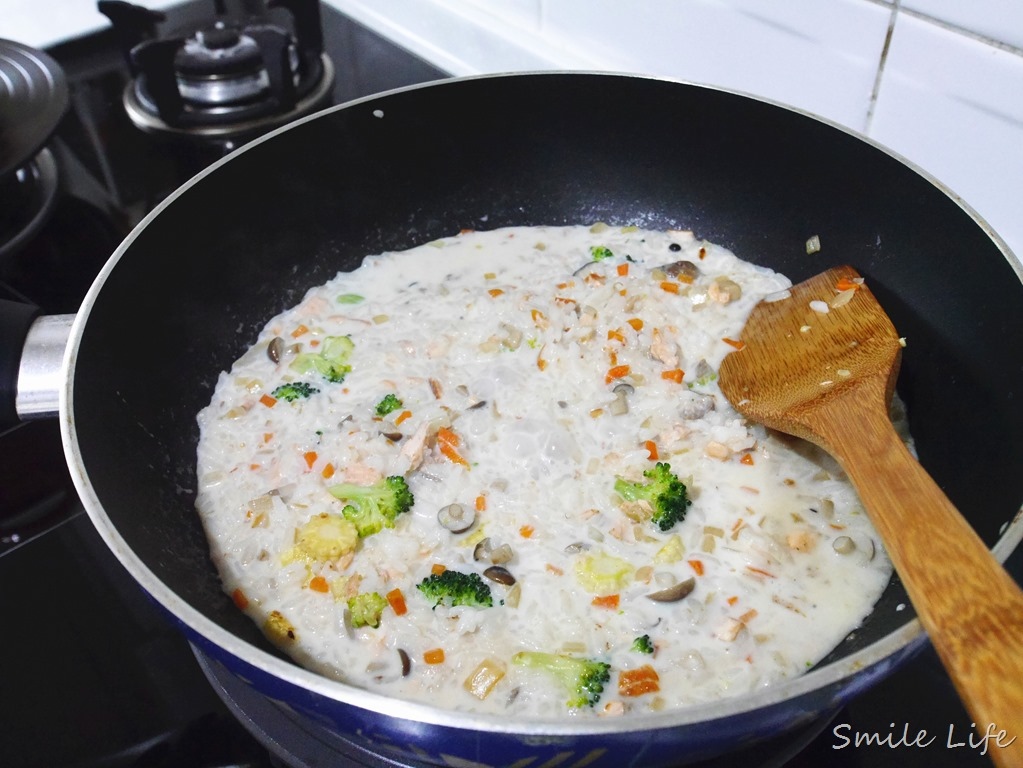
292,512 -> 359,561
574,551 -> 634,594
463,658 -> 507,700
653,534 -> 684,564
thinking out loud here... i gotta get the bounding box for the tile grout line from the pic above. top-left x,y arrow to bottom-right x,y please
898,6 -> 1023,58
865,0 -> 899,135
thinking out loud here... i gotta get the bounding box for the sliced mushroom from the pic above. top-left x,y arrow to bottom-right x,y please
483,565 -> 516,585
489,543 -> 514,564
438,503 -> 476,533
473,537 -> 493,562
267,336 -> 285,363
646,576 -> 696,602
398,648 -> 412,677
662,260 -> 700,281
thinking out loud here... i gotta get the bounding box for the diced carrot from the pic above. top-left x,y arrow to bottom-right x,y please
386,588 -> 407,616
437,427 -> 460,447
438,427 -> 470,468
698,247 -> 707,260
626,317 -> 644,331
605,364 -> 631,384
607,328 -> 626,344
488,288 -> 504,298
439,441 -> 469,467
291,324 -> 309,338
519,524 -> 534,538
321,463 -> 335,479
688,559 -> 705,576
263,432 -> 273,443
424,648 -> 445,664
722,337 -> 746,350
727,595 -> 739,606
618,665 -> 660,697
675,272 -> 695,285
303,451 -> 318,469
608,349 -> 618,366
537,357 -> 548,371
644,440 -> 659,461
592,594 -> 620,610
835,277 -> 862,292
395,410 -> 412,426
546,563 -> 564,576
309,576 -> 329,593
475,494 -> 487,512
659,281 -> 679,294
259,394 -> 277,408
617,263 -> 629,277
740,453 -> 754,466
660,369 -> 684,384
231,588 -> 249,610
309,339 -> 320,347
431,563 -> 447,575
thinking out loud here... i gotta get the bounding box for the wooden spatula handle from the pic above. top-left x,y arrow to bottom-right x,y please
813,375 -> 1023,766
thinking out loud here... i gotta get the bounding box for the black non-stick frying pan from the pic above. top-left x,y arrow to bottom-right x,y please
6,73 -> 1022,767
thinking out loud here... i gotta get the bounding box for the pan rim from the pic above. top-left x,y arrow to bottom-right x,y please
59,70 -> 1023,737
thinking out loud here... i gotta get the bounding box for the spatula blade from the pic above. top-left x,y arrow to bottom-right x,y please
718,265 -> 904,444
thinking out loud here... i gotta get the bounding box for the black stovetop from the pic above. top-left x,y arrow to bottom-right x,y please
0,3 -> 1019,767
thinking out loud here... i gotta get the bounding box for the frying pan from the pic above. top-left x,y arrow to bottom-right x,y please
4,72 -> 1022,767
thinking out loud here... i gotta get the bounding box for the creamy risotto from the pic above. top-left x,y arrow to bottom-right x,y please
195,225 -> 894,718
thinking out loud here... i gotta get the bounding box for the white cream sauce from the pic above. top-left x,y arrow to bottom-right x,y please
195,225 -> 894,718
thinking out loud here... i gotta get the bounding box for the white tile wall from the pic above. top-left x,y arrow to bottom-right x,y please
3,0 -> 1022,261
328,0 -> 1023,261
871,12 -> 1023,260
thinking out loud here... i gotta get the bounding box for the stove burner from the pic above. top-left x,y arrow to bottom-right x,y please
0,148 -> 60,260
99,0 -> 335,140
0,39 -> 69,178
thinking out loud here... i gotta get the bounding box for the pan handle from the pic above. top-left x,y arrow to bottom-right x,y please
0,299 -> 71,431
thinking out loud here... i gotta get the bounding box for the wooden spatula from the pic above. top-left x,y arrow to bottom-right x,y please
719,265 -> 1023,766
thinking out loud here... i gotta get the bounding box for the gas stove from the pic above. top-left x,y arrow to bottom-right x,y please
0,3 -> 1018,767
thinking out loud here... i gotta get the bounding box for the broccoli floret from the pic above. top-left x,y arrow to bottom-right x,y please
512,651 -> 611,708
416,570 -> 493,608
614,462 -> 691,532
328,476 -> 414,537
272,381 -> 320,401
348,591 -> 388,628
375,393 -> 403,416
291,335 -> 354,384
590,245 -> 614,261
632,634 -> 655,654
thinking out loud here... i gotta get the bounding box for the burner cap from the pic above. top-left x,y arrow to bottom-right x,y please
176,26 -> 266,79
0,40 -> 69,178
